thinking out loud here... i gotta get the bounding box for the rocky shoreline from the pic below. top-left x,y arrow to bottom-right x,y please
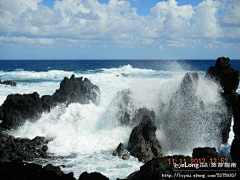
0,57 -> 239,180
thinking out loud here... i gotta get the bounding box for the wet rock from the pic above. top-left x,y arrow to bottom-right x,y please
180,72 -> 199,98
42,164 -> 63,177
131,108 -> 155,126
206,57 -> 240,162
121,73 -> 128,77
228,93 -> 240,136
0,132 -> 50,161
231,136 -> 240,162
79,171 -> 109,180
162,71 -> 230,151
192,147 -> 225,161
0,75 -> 101,130
206,57 -> 239,94
52,75 -> 100,106
42,145 -> 48,152
0,159 -> 76,180
120,156 -> 192,180
111,89 -> 136,126
128,108 -> 163,162
161,72 -> 203,151
0,92 -> 43,129
120,147 -> 235,180
0,80 -> 17,86
112,143 -> 130,160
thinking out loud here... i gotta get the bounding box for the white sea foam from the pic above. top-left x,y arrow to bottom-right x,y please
0,70 -> 73,81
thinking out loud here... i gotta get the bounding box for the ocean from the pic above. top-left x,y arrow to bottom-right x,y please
0,59 -> 240,179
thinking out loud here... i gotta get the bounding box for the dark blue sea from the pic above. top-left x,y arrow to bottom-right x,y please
0,59 -> 239,72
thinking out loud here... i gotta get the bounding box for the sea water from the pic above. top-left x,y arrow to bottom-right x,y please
0,60 -> 239,179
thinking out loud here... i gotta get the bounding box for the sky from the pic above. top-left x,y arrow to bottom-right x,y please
0,0 -> 239,60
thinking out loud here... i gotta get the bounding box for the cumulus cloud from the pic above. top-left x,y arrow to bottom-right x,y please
0,0 -> 239,51
220,0 -> 240,26
193,0 -> 221,38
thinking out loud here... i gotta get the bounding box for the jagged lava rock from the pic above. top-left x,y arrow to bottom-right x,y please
161,72 -> 211,151
110,89 -> 135,126
79,171 -> 109,180
119,155 -> 192,180
120,147 -> 234,180
206,58 -> 239,144
52,75 -> 100,106
206,57 -> 240,162
0,80 -> 17,86
0,132 -> 50,161
0,75 -> 101,129
0,92 -> 44,129
180,72 -> 199,98
230,93 -> 240,162
128,108 -> 163,162
231,136 -> 240,163
206,57 -> 239,94
0,159 -> 76,180
112,143 -> 130,160
192,147 -> 225,161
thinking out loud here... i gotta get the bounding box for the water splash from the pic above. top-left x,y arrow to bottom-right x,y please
6,64 -> 233,179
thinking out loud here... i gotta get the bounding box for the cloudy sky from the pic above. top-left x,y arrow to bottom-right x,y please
0,0 -> 239,60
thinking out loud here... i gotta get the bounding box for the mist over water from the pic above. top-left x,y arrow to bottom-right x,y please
2,61 -> 236,179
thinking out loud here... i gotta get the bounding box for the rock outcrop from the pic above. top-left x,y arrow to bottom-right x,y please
206,57 -> 240,162
0,92 -> 45,129
0,79 -> 17,86
128,108 -> 163,162
112,143 -> 130,160
52,75 -> 100,106
206,57 -> 239,94
0,75 -> 100,129
192,147 -> 225,160
79,172 -> 109,180
110,89 -> 136,126
0,159 -> 76,180
0,132 -> 50,161
120,147 -> 236,180
162,72 -> 203,151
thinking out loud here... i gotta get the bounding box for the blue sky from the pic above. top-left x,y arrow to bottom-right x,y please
0,0 -> 239,60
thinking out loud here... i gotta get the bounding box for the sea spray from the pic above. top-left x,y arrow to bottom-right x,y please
156,73 -> 229,155
5,63 -> 234,179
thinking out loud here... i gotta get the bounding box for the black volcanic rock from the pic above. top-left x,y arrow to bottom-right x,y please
0,132 -> 50,161
0,92 -> 43,129
112,143 -> 130,160
128,108 -> 163,162
52,75 -> 100,106
192,147 -> 225,161
79,171 -> 109,180
0,75 -> 100,129
0,159 -> 76,180
206,57 -> 240,163
110,89 -> 136,126
229,93 -> 240,136
0,80 -> 17,86
120,147 -> 237,180
206,57 -> 239,94
120,155 -> 192,180
231,136 -> 240,162
161,72 -> 204,151
180,72 -> 199,98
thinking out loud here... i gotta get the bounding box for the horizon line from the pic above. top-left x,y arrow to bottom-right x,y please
1,58 -> 240,61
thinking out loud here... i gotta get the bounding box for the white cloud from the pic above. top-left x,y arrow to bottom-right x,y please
0,0 -> 239,51
148,0 -> 194,40
193,0 -> 221,38
220,0 -> 240,26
